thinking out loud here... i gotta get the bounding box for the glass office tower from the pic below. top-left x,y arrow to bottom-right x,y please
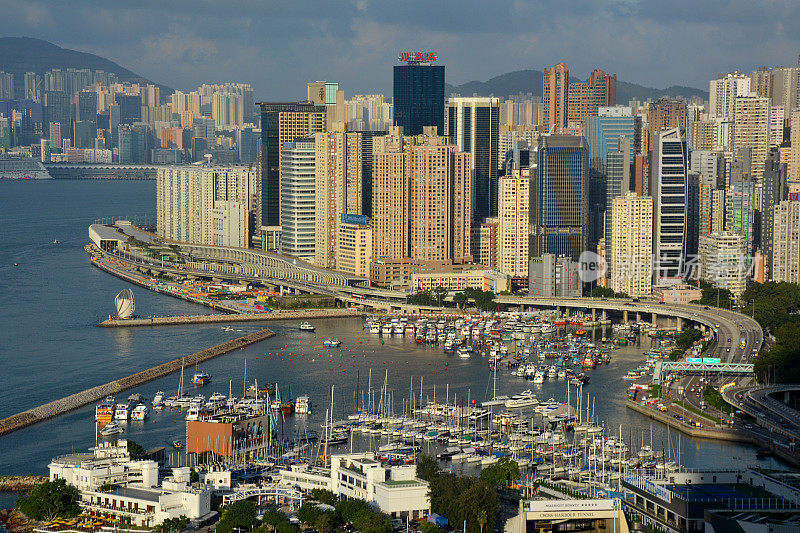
393,63 -> 445,136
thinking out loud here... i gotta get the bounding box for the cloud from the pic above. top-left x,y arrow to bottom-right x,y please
2,0 -> 800,99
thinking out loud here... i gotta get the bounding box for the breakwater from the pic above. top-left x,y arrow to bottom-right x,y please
0,328 -> 274,437
626,400 -> 749,442
99,309 -> 361,327
0,476 -> 46,492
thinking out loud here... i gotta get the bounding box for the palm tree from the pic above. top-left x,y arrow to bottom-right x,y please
477,509 -> 487,533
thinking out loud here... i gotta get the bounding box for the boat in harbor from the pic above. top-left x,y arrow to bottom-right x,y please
172,440 -> 183,449
300,322 -> 316,332
152,391 -> 164,408
192,371 -> 211,386
131,404 -> 149,421
295,396 -> 311,414
99,422 -> 123,437
114,402 -> 132,421
505,390 -> 538,409
322,339 -> 341,347
95,397 -> 115,423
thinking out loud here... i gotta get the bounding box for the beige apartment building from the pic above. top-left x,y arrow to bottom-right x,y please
370,126 -> 471,285
314,128 -> 363,269
732,95 -> 770,195
699,232 -> 748,299
471,217 -> 498,269
610,192 -> 653,297
772,200 -> 800,283
497,168 -> 531,279
336,220 -> 372,278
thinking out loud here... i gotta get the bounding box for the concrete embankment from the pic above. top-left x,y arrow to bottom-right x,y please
99,309 -> 361,327
0,476 -> 46,492
626,400 -> 754,443
0,328 -> 274,437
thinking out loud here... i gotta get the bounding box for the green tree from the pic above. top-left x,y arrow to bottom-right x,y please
297,503 -> 322,526
433,286 -> 448,307
16,478 -> 81,521
479,457 -> 520,487
309,488 -> 337,506
313,513 -> 333,533
335,499 -> 372,524
754,321 -> 800,384
351,509 -> 391,533
418,522 -> 445,533
416,455 -> 439,482
216,500 -> 257,533
155,515 -> 189,533
127,440 -> 148,460
453,292 -> 468,310
675,328 -> 703,351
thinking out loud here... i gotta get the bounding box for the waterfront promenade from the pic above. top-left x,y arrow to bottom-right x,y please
0,328 -> 275,437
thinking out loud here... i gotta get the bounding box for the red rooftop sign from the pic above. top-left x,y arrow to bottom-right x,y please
399,52 -> 437,62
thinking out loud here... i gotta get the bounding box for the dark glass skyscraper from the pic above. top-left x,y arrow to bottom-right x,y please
393,63 -> 444,136
532,135 -> 589,261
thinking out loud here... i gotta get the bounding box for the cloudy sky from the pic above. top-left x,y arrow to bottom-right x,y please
3,0 -> 800,99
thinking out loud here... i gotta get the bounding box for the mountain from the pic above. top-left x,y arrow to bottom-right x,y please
0,37 -> 171,97
446,69 -> 707,103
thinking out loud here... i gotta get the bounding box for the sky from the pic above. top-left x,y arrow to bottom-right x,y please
3,0 -> 800,100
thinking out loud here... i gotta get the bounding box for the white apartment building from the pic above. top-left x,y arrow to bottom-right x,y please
772,200 -> 800,283
280,139 -> 317,261
212,201 -> 249,248
279,453 -> 430,520
49,441 -> 211,527
699,232 -> 749,299
610,192 -> 653,297
156,165 -> 259,246
709,72 -> 751,120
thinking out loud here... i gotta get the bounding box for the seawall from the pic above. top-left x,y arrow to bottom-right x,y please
0,328 -> 274,437
99,309 -> 361,327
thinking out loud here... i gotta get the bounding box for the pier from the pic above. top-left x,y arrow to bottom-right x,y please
99,309 -> 362,327
0,328 -> 275,437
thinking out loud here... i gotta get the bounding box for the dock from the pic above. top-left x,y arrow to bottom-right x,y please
0,328 -> 275,437
98,309 -> 362,327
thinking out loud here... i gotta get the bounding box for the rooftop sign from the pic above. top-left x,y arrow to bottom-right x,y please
398,52 -> 438,63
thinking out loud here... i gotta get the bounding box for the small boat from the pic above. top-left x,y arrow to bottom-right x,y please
192,372 -> 211,386
52,239 -> 60,244
295,396 -> 311,414
300,322 -> 315,332
114,402 -> 132,421
322,339 -> 341,347
172,440 -> 183,449
152,391 -> 164,408
99,422 -> 124,437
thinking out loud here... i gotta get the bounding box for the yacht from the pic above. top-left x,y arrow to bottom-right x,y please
99,422 -> 124,437
131,404 -> 149,421
295,396 -> 311,414
192,372 -> 210,386
95,397 -> 116,423
505,390 -> 538,409
152,391 -> 164,408
114,402 -> 132,421
299,322 -> 315,332
457,348 -> 471,359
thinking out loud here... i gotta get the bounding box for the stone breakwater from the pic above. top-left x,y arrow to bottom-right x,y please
99,309 -> 361,328
0,476 -> 47,492
0,329 -> 274,437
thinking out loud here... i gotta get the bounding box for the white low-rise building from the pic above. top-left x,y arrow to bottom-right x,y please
49,441 -> 212,527
278,453 -> 430,520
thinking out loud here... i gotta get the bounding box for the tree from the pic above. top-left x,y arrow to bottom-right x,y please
453,292 -> 468,310
674,328 -> 703,351
17,478 -> 81,521
189,469 -> 200,483
308,488 -> 337,506
313,513 -> 333,533
416,455 -> 439,482
155,515 -> 189,533
216,500 -> 257,533
335,499 -> 372,524
754,321 -> 800,384
477,509 -> 488,533
418,523 -> 445,533
433,286 -> 448,307
351,509 -> 391,533
127,440 -> 148,460
479,458 -> 520,487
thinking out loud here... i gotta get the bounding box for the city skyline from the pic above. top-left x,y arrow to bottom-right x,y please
5,1 -> 800,99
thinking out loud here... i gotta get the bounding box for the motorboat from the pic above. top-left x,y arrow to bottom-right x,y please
295,396 -> 311,414
114,402 -> 132,421
300,322 -> 316,332
131,404 -> 149,421
192,372 -> 210,386
99,422 -> 124,437
152,391 -> 164,408
505,390 -> 538,409
322,339 -> 341,347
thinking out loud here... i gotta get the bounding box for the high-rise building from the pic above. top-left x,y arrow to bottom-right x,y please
732,95 -> 770,190
336,216 -> 373,277
446,97 -> 500,220
750,66 -> 773,100
280,139 -> 317,261
257,102 -> 327,226
314,128 -> 363,269
711,189 -> 726,234
0,71 -> 13,99
497,167 -> 531,279
531,135 -> 588,261
761,148 -> 787,278
566,69 -> 616,129
772,200 -> 800,283
471,217 -> 498,269
345,94 -> 393,131
648,98 -> 687,134
699,232 -> 748,299
118,124 -> 150,163
583,107 -> 635,170
542,63 -> 569,133
709,72 -> 751,120
651,128 -> 687,283
610,192 -> 653,297
24,72 -> 40,102
77,91 -> 98,123
371,126 -> 471,281
44,91 -> 72,137
156,165 -> 260,246
770,106 -> 785,147
116,94 -> 142,124
788,111 -> 800,183
237,127 -> 260,164
307,81 -> 344,125
528,254 -> 581,297
725,179 -> 755,252
770,66 -> 800,115
393,56 -> 444,136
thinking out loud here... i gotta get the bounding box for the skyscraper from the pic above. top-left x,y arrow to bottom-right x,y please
371,127 -> 471,282
772,200 -> 800,283
732,95 -> 770,191
761,148 -> 786,278
699,232 -> 748,298
497,167 -> 531,279
393,55 -> 444,136
566,69 -> 616,129
532,135 -> 588,261
257,102 -> 326,227
610,192 -> 653,297
446,97 -> 500,220
603,136 -> 632,260
651,127 -> 687,283
648,98 -> 687,134
116,94 -> 142,124
314,128 -> 363,269
280,139 -> 317,261
542,63 -> 569,133
709,72 -> 751,120
725,179 -> 756,252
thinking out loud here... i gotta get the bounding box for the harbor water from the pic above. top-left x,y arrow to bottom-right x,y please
0,180 -> 783,475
